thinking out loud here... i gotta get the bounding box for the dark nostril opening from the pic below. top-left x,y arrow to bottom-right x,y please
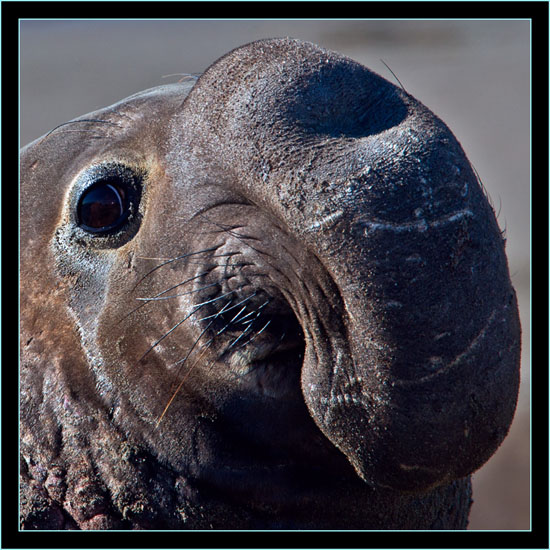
286,62 -> 408,139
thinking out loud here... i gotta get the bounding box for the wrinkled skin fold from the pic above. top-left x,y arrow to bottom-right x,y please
20,38 -> 520,529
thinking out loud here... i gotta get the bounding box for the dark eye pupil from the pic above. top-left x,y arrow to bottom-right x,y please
78,182 -> 126,232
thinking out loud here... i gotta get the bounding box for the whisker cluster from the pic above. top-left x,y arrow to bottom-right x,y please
126,239 -> 291,426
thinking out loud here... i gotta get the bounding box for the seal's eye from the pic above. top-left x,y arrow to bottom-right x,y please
77,181 -> 128,233
71,162 -> 143,245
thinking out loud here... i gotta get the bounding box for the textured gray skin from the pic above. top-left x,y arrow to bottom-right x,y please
20,38 -> 520,529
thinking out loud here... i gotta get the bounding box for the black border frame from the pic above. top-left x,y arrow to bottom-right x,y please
7,3 -> 548,549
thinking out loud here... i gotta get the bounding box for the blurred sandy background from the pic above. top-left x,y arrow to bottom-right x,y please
19,20 -> 530,530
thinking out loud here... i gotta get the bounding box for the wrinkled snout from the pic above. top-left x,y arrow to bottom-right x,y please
171,37 -> 521,493
300,172 -> 521,492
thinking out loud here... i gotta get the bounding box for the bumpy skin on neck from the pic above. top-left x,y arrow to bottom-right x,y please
20,38 -> 520,529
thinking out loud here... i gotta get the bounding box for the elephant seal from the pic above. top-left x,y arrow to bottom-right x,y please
20,38 -> 520,530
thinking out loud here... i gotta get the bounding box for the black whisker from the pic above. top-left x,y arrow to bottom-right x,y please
171,319 -> 215,370
136,282 -> 220,301
132,246 -> 219,291
471,163 -> 496,213
137,290 -> 238,363
118,271 -> 211,322
196,292 -> 257,322
226,304 -> 249,326
38,119 -> 122,144
235,300 -> 269,325
169,294 -> 243,387
137,310 -> 198,363
252,319 -> 272,338
223,309 -> 273,352
193,289 -> 239,310
203,301 -> 241,341
380,59 -> 406,91
161,72 -> 201,83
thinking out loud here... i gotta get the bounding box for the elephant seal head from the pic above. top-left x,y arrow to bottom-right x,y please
20,38 -> 520,530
